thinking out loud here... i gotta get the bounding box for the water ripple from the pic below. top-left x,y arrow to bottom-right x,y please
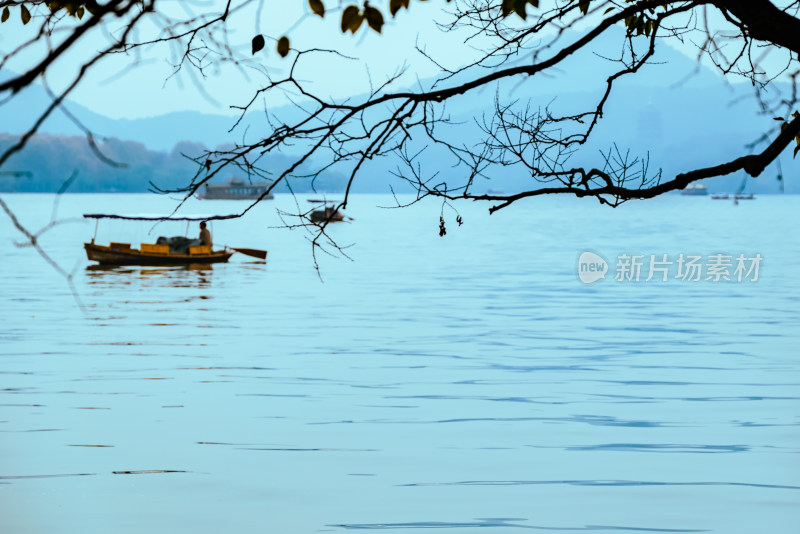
330,518 -> 708,532
560,443 -> 749,453
399,479 -> 800,490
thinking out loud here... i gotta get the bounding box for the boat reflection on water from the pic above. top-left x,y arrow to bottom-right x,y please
85,263 -> 215,289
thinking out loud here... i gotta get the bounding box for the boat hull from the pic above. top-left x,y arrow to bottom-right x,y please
201,192 -> 274,200
310,208 -> 344,223
201,178 -> 274,200
85,243 -> 233,266
681,184 -> 709,196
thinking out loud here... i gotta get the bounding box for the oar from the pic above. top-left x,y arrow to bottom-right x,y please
227,246 -> 267,260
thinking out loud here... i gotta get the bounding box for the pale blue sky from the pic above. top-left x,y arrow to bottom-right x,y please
1,1 -> 471,119
0,1 -> 783,122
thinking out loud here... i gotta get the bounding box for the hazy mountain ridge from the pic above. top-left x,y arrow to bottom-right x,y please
3,27 -> 728,151
0,133 -> 359,194
0,27 -> 794,194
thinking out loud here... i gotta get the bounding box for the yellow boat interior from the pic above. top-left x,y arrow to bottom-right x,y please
85,241 -> 233,265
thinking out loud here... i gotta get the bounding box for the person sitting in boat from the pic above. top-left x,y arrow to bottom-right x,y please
198,221 -> 213,248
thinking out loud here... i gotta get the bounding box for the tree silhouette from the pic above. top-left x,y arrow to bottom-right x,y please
1,0 -> 798,232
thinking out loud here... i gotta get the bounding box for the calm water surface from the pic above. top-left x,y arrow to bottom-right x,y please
1,193 -> 799,533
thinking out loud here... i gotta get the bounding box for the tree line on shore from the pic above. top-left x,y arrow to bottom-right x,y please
0,133 -> 351,194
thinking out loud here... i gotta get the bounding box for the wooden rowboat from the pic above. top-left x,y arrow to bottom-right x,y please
85,242 -> 233,266
82,213 -> 265,265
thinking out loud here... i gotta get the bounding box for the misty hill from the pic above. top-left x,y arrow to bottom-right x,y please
1,26 -> 795,194
0,134 -> 353,194
4,86 -> 247,153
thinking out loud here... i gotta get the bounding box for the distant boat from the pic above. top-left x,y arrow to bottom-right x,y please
711,194 -> 730,200
681,184 -> 709,196
199,178 -> 274,200
309,206 -> 345,223
307,200 -> 345,223
730,174 -> 755,201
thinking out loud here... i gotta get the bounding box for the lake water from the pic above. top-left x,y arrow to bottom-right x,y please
1,193 -> 799,533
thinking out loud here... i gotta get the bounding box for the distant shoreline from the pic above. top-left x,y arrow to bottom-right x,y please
0,191 -> 792,195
